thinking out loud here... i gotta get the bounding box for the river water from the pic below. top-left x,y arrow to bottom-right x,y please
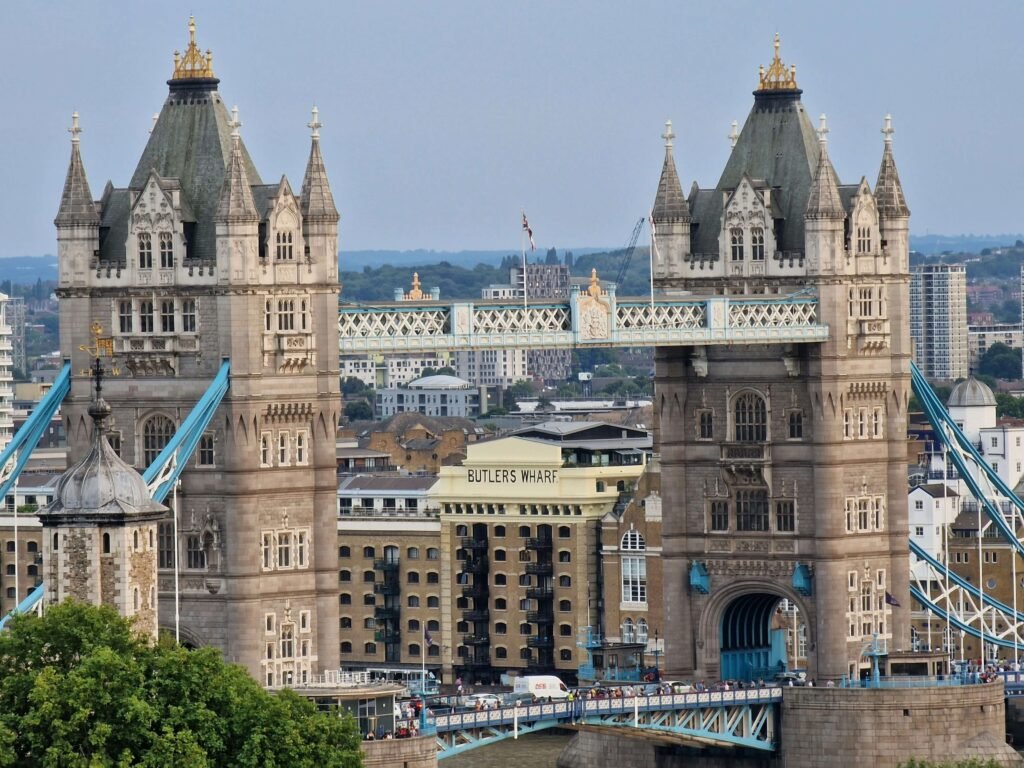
444,730 -> 573,768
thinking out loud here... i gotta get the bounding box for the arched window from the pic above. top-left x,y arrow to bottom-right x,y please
133,588 -> 140,611
495,622 -> 507,634
427,571 -> 439,584
495,598 -> 507,610
407,595 -> 420,608
558,550 -> 571,563
363,546 -> 375,558
494,549 -> 506,562
559,623 -> 572,637
494,525 -> 506,537
159,232 -> 174,269
494,573 -> 507,586
495,647 -> 508,659
519,525 -> 531,538
339,546 -> 351,558
427,596 -> 439,608
408,644 -> 421,657
408,619 -> 420,631
338,570 -> 351,582
427,547 -> 440,560
186,536 -> 206,569
733,392 -> 767,442
102,532 -> 111,554
339,593 -> 351,605
560,649 -> 573,662
341,641 -> 352,653
364,642 -> 377,654
558,526 -> 571,539
559,599 -> 571,612
730,228 -> 744,261
622,618 -> 635,643
182,299 -> 196,333
340,617 -> 352,629
142,415 -> 175,467
275,230 -> 294,260
621,530 -> 646,551
280,625 -> 294,658
456,525 -> 468,537
751,228 -> 765,261
133,530 -> 139,550
407,547 -> 419,559
137,233 -> 152,269
559,575 -> 572,588
637,618 -> 649,643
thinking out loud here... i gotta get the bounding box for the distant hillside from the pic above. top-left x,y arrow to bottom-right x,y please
0,255 -> 57,285
910,234 -> 1024,256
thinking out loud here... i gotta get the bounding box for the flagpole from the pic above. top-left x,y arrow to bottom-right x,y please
521,211 -> 528,312
648,214 -> 656,316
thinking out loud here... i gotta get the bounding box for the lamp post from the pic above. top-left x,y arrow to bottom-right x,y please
654,629 -> 661,680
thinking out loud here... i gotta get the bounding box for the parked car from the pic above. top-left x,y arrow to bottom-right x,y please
774,672 -> 807,686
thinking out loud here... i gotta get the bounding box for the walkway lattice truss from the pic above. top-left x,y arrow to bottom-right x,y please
338,293 -> 828,353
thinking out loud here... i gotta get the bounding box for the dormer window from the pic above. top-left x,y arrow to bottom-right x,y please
276,231 -> 294,260
856,226 -> 872,254
159,232 -> 174,269
730,228 -> 744,261
138,233 -> 153,269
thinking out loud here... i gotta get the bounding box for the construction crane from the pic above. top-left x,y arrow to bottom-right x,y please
615,217 -> 648,288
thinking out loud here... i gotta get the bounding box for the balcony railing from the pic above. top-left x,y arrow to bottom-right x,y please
526,610 -> 554,624
460,537 -> 488,550
525,561 -> 553,576
463,633 -> 490,646
527,635 -> 555,649
373,582 -> 400,596
461,583 -> 490,598
373,606 -> 400,620
373,558 -> 399,572
525,537 -> 552,551
374,629 -> 401,643
462,608 -> 489,622
460,654 -> 491,668
526,586 -> 553,600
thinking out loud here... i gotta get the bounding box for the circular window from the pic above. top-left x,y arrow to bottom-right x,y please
986,578 -> 997,590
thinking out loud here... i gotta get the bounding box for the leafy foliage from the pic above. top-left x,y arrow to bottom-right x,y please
344,400 -> 374,422
977,342 -> 1022,381
899,760 -> 1004,768
0,602 -> 363,767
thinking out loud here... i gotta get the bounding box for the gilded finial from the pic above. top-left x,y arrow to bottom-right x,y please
728,120 -> 739,149
308,106 -> 322,140
757,33 -> 798,91
662,120 -> 675,149
172,15 -> 216,80
587,268 -> 604,299
405,272 -> 426,301
68,112 -> 82,145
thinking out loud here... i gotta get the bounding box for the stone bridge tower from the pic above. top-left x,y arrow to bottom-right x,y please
54,18 -> 341,684
653,36 -> 912,681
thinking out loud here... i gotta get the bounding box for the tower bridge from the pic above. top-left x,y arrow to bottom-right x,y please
6,21 -> 1023,767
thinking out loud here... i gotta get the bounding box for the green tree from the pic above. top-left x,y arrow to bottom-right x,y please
978,342 -> 1022,380
341,376 -> 371,396
344,400 -> 374,422
0,602 -> 362,767
436,365 -> 456,376
899,760 -> 1003,768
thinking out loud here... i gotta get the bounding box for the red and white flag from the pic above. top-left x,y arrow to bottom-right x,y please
522,211 -> 536,252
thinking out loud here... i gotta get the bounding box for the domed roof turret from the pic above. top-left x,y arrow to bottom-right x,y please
41,366 -> 166,525
947,377 -> 997,408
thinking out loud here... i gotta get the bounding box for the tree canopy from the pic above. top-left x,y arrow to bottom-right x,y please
977,342 -> 1022,381
0,601 -> 362,767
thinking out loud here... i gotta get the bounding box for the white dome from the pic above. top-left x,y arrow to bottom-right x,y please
947,377 -> 996,408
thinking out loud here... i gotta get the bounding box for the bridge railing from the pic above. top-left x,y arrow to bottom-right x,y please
433,686 -> 783,732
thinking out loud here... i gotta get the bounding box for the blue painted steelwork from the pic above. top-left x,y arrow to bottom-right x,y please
791,563 -> 812,596
0,362 -> 70,506
720,594 -> 787,681
432,687 -> 782,758
143,361 -> 230,503
0,363 -> 230,628
689,561 -> 710,594
910,539 -> 1024,623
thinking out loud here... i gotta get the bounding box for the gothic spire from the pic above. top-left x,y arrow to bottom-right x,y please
651,120 -> 690,222
215,106 -> 258,223
55,112 -> 99,227
299,106 -> 340,223
875,114 -> 910,218
805,114 -> 844,220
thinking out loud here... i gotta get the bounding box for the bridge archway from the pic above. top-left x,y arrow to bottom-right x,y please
700,582 -> 813,682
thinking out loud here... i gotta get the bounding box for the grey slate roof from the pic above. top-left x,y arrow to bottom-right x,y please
691,90 -> 823,254
300,137 -> 340,223
875,142 -> 910,218
96,81 -> 264,263
55,143 -> 99,226
805,146 -> 844,220
651,147 -> 689,222
216,136 -> 259,223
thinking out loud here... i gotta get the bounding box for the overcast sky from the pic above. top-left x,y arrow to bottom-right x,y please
4,1 -> 1022,257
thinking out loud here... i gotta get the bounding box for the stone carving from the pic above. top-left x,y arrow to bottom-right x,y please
735,539 -> 770,553
577,269 -> 611,341
705,559 -> 793,578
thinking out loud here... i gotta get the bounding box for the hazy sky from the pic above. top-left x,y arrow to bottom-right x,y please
4,1 -> 1022,257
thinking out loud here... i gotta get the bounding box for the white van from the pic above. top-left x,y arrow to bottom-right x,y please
513,675 -> 570,701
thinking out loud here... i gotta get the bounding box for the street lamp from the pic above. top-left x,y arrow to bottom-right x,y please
653,629 -> 661,680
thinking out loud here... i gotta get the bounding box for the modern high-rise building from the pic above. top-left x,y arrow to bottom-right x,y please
6,297 -> 25,376
910,264 -> 968,380
0,295 -> 14,451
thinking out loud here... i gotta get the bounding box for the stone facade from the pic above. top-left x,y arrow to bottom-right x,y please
53,20 -> 340,681
653,42 -> 912,681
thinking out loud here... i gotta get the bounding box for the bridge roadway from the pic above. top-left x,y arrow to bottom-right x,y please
429,686 -> 782,759
338,288 -> 827,354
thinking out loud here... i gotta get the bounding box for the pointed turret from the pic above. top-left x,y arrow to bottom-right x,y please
805,114 -> 844,220
651,120 -> 689,223
875,114 -> 910,218
650,121 -> 691,280
300,107 -> 340,224
55,113 -> 99,226
215,106 -> 258,223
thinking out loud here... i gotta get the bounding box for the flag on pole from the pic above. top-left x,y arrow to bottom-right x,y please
424,627 -> 435,647
522,212 -> 536,252
885,591 -> 901,607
